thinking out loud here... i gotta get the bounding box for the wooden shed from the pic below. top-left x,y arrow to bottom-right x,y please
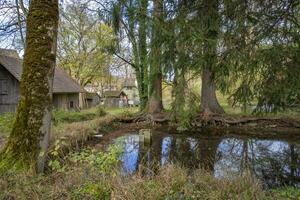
103,90 -> 128,108
0,49 -> 83,113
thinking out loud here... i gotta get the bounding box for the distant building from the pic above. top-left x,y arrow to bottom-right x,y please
121,78 -> 140,106
103,90 -> 127,108
0,49 -> 83,113
85,92 -> 101,108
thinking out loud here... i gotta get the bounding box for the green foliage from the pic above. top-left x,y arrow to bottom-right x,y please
53,109 -> 97,124
68,144 -> 123,175
48,139 -> 68,172
58,2 -> 114,87
71,182 -> 111,200
269,187 -> 300,200
176,91 -> 201,131
96,106 -> 107,117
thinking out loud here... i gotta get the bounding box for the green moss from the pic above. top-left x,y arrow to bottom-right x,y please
0,113 -> 15,137
0,0 -> 59,172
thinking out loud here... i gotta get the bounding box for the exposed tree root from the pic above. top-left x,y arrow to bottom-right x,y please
192,112 -> 300,128
117,110 -> 300,129
117,112 -> 169,125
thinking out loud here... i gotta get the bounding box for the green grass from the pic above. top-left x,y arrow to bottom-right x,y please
105,107 -> 139,115
53,109 -> 97,124
1,148 -> 298,200
0,106 -> 138,138
0,113 -> 14,137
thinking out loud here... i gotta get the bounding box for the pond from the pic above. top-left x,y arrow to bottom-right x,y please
96,128 -> 300,189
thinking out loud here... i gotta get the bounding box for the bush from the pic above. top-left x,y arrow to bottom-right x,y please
53,109 -> 97,124
96,106 -> 107,117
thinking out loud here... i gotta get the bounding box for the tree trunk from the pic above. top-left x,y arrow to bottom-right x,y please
0,0 -> 59,173
146,0 -> 163,114
171,68 -> 186,121
200,69 -> 224,114
199,0 -> 224,115
137,0 -> 149,110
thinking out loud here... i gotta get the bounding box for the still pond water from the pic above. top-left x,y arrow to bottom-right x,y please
97,129 -> 300,189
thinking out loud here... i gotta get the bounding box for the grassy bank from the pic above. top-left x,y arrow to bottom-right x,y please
0,107 -> 138,137
0,144 -> 298,200
0,106 -> 299,199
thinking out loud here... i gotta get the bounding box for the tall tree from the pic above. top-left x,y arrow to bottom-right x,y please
137,0 -> 149,110
146,0 -> 164,114
0,0 -> 59,173
198,0 -> 224,115
58,2 -> 113,87
111,0 -> 150,111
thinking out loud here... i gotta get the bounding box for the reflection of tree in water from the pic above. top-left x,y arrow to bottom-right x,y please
135,134 -> 222,175
162,135 -> 222,173
217,138 -> 300,188
254,142 -> 300,188
194,136 -> 222,172
137,133 -> 164,175
120,132 -> 300,187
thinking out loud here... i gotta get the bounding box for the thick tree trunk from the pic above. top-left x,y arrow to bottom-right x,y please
147,72 -> 163,114
0,0 -> 59,173
146,0 -> 163,114
199,0 -> 224,115
200,69 -> 224,114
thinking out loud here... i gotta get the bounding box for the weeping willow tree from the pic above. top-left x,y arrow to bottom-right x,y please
0,0 -> 59,173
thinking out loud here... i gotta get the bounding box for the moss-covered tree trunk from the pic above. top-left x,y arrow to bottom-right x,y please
146,0 -> 163,114
199,0 -> 224,115
137,0 -> 149,110
0,0 -> 59,173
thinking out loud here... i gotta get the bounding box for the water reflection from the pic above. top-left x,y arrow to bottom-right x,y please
113,132 -> 300,188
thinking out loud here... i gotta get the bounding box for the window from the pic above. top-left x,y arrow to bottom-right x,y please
69,101 -> 74,108
0,79 -> 8,95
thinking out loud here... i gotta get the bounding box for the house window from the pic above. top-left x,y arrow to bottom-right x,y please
0,79 -> 8,95
69,101 -> 74,108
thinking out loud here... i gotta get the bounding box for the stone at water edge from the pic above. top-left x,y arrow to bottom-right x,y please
139,129 -> 152,145
93,134 -> 103,138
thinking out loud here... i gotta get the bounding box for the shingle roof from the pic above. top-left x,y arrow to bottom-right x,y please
0,49 -> 83,94
0,54 -> 22,80
53,67 -> 84,93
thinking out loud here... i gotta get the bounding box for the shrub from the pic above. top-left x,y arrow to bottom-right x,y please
53,109 -> 97,124
96,106 -> 107,117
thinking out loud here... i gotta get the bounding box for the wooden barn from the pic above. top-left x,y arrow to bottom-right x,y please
0,49 -> 83,113
103,90 -> 127,108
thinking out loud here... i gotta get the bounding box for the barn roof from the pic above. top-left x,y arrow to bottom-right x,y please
103,90 -> 126,97
0,49 -> 83,94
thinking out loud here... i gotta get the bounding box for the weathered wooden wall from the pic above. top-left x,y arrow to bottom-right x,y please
53,93 -> 79,110
0,65 -> 20,113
